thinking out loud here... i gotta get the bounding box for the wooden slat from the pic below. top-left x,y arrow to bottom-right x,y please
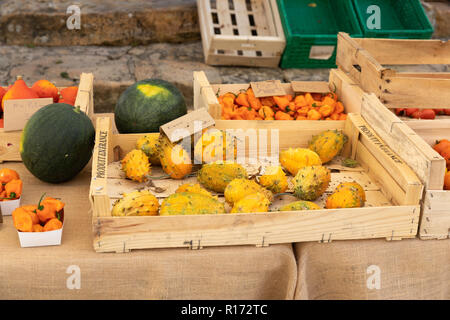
354,37 -> 450,65
419,190 -> 450,240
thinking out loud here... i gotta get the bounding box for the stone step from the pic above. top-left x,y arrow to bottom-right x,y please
0,0 -> 199,46
1,0 -> 448,47
0,42 -> 330,113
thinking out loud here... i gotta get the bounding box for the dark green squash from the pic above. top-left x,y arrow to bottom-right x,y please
114,79 -> 187,133
20,103 -> 95,183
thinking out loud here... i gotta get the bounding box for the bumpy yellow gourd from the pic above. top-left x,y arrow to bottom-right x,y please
279,148 -> 322,176
175,183 -> 214,198
334,182 -> 366,202
112,190 -> 159,216
224,178 -> 272,205
230,192 -> 271,214
258,166 -> 288,194
293,165 -> 331,201
197,161 -> 247,193
279,201 -> 321,211
308,130 -> 348,163
158,134 -> 192,180
160,192 -> 226,215
121,149 -> 151,182
194,129 -> 236,164
325,187 -> 364,209
136,134 -> 161,165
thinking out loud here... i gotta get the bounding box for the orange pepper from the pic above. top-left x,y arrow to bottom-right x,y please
260,97 -> 275,107
311,93 -> 323,101
286,94 -> 293,102
4,179 -> 22,199
335,101 -> 345,114
295,115 -> 307,120
311,100 -> 322,108
235,92 -> 250,107
339,113 -> 347,120
321,96 -> 336,108
43,218 -> 63,232
259,106 -> 275,119
264,116 -> 275,121
42,197 -> 65,212
297,106 -> 310,116
36,194 -> 57,223
246,88 -> 262,111
326,92 -> 338,101
32,224 -> 44,232
307,109 -> 322,120
294,95 -> 307,108
273,95 -> 290,111
286,102 -> 297,113
275,111 -> 293,120
319,104 -> 335,118
330,113 -> 340,120
304,93 -> 314,105
0,168 -> 20,185
12,207 -> 33,232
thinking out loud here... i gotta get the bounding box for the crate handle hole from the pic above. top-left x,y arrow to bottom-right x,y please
212,12 -> 219,25
353,64 -> 362,72
248,14 -> 255,26
217,49 -> 225,54
214,27 -> 221,35
251,29 -> 258,36
256,51 -> 262,57
211,0 -> 217,10
228,0 -> 235,10
233,28 -> 239,35
246,0 -> 252,11
231,13 -> 237,26
237,50 -> 243,56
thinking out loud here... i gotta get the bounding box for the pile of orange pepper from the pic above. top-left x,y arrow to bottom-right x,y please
12,194 -> 65,232
219,88 -> 346,121
433,140 -> 450,190
0,168 -> 23,201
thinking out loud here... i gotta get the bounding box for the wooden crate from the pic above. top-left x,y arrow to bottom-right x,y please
0,73 -> 94,162
193,68 -> 365,137
197,0 -> 285,67
90,110 -> 423,253
336,32 -> 450,111
360,94 -> 449,240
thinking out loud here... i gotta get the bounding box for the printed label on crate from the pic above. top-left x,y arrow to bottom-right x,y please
3,98 -> 53,131
250,80 -> 286,98
309,46 -> 335,60
160,108 -> 215,143
291,81 -> 330,94
357,124 -> 403,164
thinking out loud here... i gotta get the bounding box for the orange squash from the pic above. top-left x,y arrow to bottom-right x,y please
59,86 -> 78,106
31,80 -> 59,103
0,86 -> 6,105
1,76 -> 39,111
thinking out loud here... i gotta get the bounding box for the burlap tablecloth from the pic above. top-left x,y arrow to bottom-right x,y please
0,163 -> 297,300
294,239 -> 450,300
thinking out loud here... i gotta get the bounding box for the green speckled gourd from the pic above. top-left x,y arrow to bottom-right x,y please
293,165 -> 331,201
136,134 -> 161,165
279,201 -> 321,211
158,134 -> 192,179
160,192 -> 226,215
121,149 -> 151,182
308,130 -> 348,163
197,161 -> 247,193
112,190 -> 159,216
230,192 -> 271,214
224,178 -> 273,205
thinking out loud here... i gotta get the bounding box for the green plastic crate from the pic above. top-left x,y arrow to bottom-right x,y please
352,0 -> 433,39
277,0 -> 363,69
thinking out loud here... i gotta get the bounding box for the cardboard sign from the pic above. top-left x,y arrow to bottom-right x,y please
291,81 -> 330,94
250,80 -> 286,98
160,108 -> 215,143
3,98 -> 53,132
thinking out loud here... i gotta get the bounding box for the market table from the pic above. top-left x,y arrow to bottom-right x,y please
294,238 -> 450,300
0,163 -> 297,300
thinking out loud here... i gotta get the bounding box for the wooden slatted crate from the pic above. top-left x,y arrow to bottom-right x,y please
0,73 -> 94,162
336,32 -> 450,112
193,68 -> 365,137
361,94 -> 450,240
197,0 -> 285,67
90,109 -> 423,253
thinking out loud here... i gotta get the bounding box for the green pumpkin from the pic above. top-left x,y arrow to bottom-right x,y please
20,103 -> 95,183
114,79 -> 187,133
